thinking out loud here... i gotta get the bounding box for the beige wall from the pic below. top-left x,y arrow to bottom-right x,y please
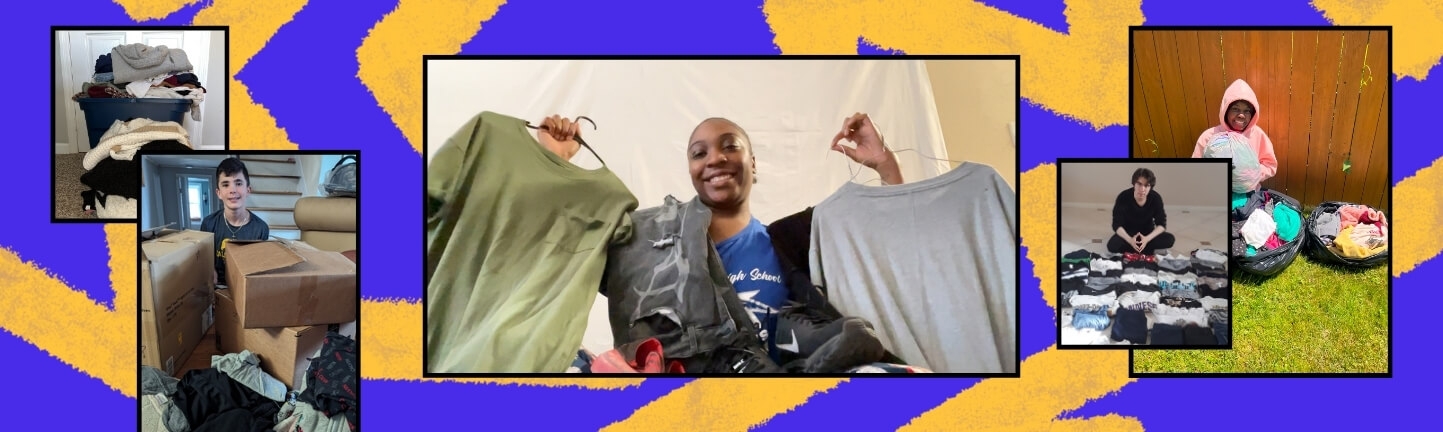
1060,162 -> 1229,208
927,60 -> 1016,190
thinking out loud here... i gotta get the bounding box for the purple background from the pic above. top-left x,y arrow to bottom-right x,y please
7,0 -> 1435,429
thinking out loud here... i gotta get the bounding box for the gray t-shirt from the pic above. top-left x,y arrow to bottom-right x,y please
200,209 -> 270,282
810,162 -> 1017,373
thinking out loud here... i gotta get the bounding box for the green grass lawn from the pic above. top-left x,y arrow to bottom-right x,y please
1133,210 -> 1390,373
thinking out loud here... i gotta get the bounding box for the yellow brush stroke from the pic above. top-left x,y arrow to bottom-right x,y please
357,0 -> 510,155
764,0 -> 1143,130
361,299 -> 642,389
1313,0 -> 1443,80
901,166 -> 1138,431
113,0 -> 200,21
0,224 -> 136,396
1049,414 -> 1147,432
1021,163 -> 1058,309
193,0 -> 310,151
603,378 -> 847,431
901,348 -> 1136,431
1392,157 -> 1443,276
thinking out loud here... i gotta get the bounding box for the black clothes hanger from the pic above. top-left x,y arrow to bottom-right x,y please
526,116 -> 605,165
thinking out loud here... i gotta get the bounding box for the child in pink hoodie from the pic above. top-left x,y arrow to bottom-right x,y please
1193,79 -> 1279,183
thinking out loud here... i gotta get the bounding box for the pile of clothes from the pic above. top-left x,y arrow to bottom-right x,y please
141,332 -> 358,432
1313,204 -> 1389,259
72,43 -> 206,121
79,118 -> 192,218
1230,189 -> 1302,257
1059,248 -> 1230,346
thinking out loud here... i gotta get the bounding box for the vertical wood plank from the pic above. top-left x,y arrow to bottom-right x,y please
1285,31 -> 1318,200
1134,31 -> 1177,156
1361,94 -> 1391,211
1174,30 -> 1212,156
1132,59 -> 1161,157
1154,31 -> 1200,158
1342,30 -> 1389,205
1303,31 -> 1345,207
1198,30 -> 1226,119
1260,31 -> 1293,192
1321,31 -> 1371,204
1222,31 -> 1250,85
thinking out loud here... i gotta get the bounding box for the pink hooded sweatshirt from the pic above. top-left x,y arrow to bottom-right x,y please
1193,79 -> 1278,181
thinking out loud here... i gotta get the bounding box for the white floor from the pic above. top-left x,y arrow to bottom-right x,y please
1060,203 -> 1228,256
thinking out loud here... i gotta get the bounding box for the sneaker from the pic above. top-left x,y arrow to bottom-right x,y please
775,305 -> 887,373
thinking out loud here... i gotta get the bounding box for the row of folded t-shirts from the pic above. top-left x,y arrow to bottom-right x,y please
1064,295 -> 1230,345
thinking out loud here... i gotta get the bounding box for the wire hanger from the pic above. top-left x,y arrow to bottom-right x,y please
526,115 -> 605,165
838,131 -> 967,185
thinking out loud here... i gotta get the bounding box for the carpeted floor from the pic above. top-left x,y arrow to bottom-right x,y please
55,153 -> 91,219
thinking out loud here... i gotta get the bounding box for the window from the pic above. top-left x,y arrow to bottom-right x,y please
188,183 -> 203,221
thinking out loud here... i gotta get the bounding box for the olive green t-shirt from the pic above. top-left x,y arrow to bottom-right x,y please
426,111 -> 637,373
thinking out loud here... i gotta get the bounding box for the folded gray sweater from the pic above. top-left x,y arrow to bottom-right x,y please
110,43 -> 193,84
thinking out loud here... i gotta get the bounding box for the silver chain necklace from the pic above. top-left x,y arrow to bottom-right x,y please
224,212 -> 247,237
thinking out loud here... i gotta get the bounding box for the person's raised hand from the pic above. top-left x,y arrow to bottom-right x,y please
536,114 -> 582,160
831,112 -> 903,184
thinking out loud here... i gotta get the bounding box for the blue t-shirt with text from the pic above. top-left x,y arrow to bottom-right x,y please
715,217 -> 788,360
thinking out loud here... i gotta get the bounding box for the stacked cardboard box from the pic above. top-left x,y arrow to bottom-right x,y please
141,229 -> 215,376
215,239 -> 358,389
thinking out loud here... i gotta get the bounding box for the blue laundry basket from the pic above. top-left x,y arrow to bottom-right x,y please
77,98 -> 190,150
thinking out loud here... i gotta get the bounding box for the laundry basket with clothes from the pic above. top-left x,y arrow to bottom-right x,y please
1304,201 -> 1389,267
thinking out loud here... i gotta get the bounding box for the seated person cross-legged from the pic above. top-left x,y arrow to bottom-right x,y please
1107,168 -> 1175,255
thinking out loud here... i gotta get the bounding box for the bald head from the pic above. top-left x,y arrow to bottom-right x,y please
690,117 -> 750,148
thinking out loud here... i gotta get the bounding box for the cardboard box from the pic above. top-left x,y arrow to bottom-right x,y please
215,289 -> 354,389
140,229 -> 215,376
224,240 -> 357,328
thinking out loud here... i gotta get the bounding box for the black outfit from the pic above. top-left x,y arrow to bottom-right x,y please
1149,323 -> 1185,345
80,140 -> 192,201
171,368 -> 279,432
1062,249 -> 1095,262
1110,308 -> 1149,344
94,53 -> 112,74
1182,325 -> 1217,345
1108,189 -> 1175,254
299,332 -> 359,430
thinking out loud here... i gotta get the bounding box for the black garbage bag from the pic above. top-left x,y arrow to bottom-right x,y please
1304,201 -> 1389,268
1234,189 -> 1303,277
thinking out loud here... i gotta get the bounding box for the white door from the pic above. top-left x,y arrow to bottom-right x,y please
60,30 -> 210,153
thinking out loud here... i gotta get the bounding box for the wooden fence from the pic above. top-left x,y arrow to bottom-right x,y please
1131,30 -> 1389,211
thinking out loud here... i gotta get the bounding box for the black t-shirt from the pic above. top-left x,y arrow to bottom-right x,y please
200,209 -> 270,283
1112,189 -> 1167,235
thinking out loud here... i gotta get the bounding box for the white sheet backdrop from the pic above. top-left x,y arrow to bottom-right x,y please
426,59 -> 953,354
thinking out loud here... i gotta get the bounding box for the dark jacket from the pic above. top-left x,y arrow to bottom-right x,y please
601,195 -> 765,371
603,197 -> 892,371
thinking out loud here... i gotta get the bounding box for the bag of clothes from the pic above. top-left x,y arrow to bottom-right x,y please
1304,201 -> 1389,267
1204,132 -> 1264,193
1231,188 -> 1304,276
